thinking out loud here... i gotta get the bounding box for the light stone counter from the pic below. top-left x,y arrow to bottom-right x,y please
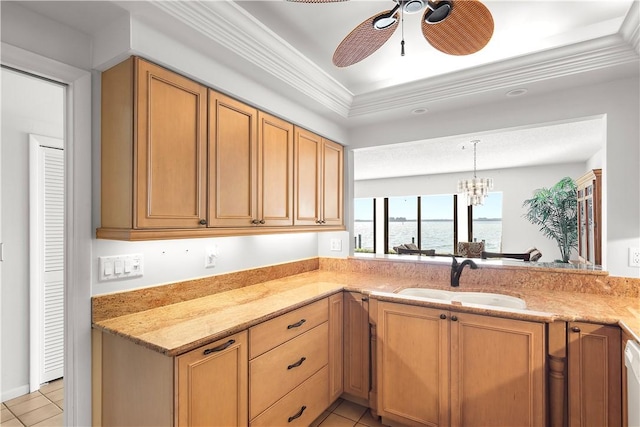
92,257 -> 640,356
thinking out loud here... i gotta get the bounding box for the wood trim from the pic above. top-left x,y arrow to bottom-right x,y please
91,329 -> 102,427
329,293 -> 344,402
547,321 -> 567,427
96,224 -> 345,240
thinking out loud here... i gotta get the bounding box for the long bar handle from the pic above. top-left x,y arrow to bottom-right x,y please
287,319 -> 306,329
287,357 -> 306,370
203,339 -> 235,355
288,406 -> 307,422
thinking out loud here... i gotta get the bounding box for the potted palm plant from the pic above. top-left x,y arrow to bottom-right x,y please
522,177 -> 578,263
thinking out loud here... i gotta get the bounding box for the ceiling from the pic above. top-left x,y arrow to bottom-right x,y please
13,0 -> 639,179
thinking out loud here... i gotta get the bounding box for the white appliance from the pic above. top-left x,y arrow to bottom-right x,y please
625,340 -> 640,427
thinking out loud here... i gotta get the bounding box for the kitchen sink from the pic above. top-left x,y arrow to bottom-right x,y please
397,288 -> 527,309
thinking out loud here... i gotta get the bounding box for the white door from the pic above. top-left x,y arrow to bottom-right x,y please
30,134 -> 64,389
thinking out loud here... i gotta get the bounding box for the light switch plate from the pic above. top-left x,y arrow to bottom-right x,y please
629,247 -> 640,267
99,254 -> 143,281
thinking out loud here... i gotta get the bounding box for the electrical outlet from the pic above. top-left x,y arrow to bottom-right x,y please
330,238 -> 342,252
205,246 -> 218,268
629,247 -> 640,267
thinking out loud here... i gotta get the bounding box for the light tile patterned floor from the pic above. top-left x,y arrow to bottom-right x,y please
2,382 -> 383,427
311,398 -> 388,427
1,379 -> 63,427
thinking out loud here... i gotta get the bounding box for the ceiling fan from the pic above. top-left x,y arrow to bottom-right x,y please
287,0 -> 494,67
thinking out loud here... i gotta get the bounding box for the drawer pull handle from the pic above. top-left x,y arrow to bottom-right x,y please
288,405 -> 307,422
287,357 -> 306,370
287,319 -> 306,329
203,339 -> 235,355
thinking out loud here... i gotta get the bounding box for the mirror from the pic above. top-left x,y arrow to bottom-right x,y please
353,117 -> 609,273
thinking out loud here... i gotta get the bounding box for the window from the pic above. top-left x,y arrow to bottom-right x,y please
387,197 -> 418,252
353,192 -> 503,256
471,192 -> 503,251
421,194 -> 455,254
353,198 -> 375,253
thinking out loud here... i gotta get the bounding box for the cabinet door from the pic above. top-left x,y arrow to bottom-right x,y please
343,292 -> 370,401
135,58 -> 207,229
177,331 -> 248,427
209,90 -> 258,227
568,322 -> 622,427
450,312 -> 545,427
321,139 -> 343,226
258,112 -> 294,226
377,302 -> 450,427
294,127 -> 321,225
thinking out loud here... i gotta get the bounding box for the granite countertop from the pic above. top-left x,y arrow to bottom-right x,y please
93,269 -> 640,357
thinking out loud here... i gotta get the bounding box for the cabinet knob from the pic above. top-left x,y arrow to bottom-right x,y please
440,314 -> 447,320
199,219 -> 207,225
451,315 -> 458,322
251,219 -> 260,225
361,296 -> 369,302
315,219 -> 321,224
259,219 -> 266,224
571,326 -> 581,333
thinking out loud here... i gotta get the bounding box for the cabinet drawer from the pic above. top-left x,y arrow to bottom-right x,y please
250,322 -> 329,419
250,365 -> 329,427
250,298 -> 328,358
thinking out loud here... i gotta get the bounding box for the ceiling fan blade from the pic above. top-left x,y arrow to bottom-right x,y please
421,0 -> 494,55
333,10 -> 399,67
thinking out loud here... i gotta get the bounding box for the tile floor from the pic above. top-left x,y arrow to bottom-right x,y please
1,381 -> 380,427
311,398 -> 387,427
1,379 -> 63,427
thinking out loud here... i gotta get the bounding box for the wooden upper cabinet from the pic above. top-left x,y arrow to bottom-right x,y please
99,56 -> 343,239
101,57 -> 208,230
208,91 -> 258,227
568,322 -> 622,427
258,112 -> 294,226
294,127 -> 344,226
209,94 -> 295,228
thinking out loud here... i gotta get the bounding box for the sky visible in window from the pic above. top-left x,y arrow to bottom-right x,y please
355,193 -> 503,220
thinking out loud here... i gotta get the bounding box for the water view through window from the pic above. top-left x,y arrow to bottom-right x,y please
354,193 -> 503,254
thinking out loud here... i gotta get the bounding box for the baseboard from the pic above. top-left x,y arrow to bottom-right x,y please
2,384 -> 30,403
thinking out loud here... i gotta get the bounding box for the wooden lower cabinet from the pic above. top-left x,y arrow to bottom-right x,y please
177,332 -> 248,427
343,292 -> 370,403
376,301 -> 546,427
96,329 -> 247,427
568,321 -> 622,427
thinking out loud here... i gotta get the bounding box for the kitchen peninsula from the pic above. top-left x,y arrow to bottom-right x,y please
92,256 -> 639,426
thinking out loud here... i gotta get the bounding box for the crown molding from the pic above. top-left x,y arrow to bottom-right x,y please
349,34 -> 640,117
620,0 -> 640,54
150,0 -> 353,117
150,1 -> 639,120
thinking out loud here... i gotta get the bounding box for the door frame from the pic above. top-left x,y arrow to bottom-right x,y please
29,134 -> 65,392
1,42 -> 92,426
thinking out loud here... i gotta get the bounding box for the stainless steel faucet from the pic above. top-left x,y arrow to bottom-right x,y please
451,255 -> 478,287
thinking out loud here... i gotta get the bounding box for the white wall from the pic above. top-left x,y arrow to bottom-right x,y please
0,68 -> 64,400
350,76 -> 640,277
355,162 -> 588,263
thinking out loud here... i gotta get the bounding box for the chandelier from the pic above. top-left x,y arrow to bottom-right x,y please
457,140 -> 493,206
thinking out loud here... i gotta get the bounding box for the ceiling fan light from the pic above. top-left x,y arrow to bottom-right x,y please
424,0 -> 452,24
403,0 -> 425,14
373,13 -> 398,30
